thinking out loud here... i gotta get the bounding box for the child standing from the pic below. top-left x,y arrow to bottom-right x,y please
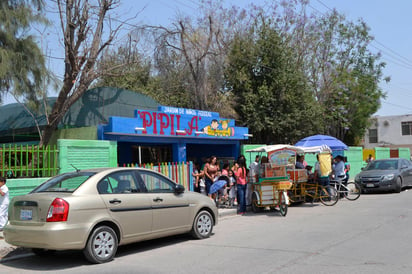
0,176 -> 9,231
228,169 -> 237,207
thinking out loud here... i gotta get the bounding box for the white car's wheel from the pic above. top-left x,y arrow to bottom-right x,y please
191,210 -> 213,239
83,225 -> 118,264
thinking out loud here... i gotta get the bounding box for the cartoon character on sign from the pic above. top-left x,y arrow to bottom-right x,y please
203,119 -> 219,136
219,120 -> 233,136
203,119 -> 235,136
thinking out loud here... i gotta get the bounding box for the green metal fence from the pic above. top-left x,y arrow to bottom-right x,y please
0,144 -> 59,178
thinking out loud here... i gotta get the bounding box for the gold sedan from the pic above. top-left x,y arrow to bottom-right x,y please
4,167 -> 218,263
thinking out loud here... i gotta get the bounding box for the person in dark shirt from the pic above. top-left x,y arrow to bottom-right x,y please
295,155 -> 305,169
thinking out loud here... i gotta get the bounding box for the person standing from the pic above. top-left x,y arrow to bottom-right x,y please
203,156 -> 219,198
227,169 -> 237,207
332,155 -> 346,180
247,155 -> 260,206
314,154 -> 331,187
192,162 -> 204,193
233,158 -> 247,214
366,154 -> 374,164
0,176 -> 9,231
249,155 -> 260,181
343,156 -> 351,185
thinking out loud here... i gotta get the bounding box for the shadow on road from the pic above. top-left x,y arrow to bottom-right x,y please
1,234 -> 195,271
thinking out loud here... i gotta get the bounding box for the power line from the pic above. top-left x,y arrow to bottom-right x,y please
312,0 -> 412,71
315,0 -> 333,12
373,39 -> 412,65
380,100 -> 412,112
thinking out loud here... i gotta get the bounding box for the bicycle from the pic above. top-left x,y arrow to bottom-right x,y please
300,181 -> 339,206
329,178 -> 361,201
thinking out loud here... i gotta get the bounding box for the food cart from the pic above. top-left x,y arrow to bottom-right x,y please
246,145 -> 298,216
247,144 -> 337,210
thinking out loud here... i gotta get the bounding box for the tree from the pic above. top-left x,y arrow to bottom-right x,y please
301,11 -> 387,144
97,1 -> 254,118
146,1 -> 249,117
38,0 -> 123,146
0,0 -> 47,104
257,0 -> 387,144
225,20 -> 322,144
95,36 -> 192,107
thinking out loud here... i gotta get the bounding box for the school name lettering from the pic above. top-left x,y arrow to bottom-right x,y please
137,111 -> 202,136
161,106 -> 212,117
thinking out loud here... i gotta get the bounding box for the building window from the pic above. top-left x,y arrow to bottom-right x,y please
401,121 -> 412,135
369,129 -> 378,143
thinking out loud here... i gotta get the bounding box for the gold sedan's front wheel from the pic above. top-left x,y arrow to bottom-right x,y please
83,225 -> 118,264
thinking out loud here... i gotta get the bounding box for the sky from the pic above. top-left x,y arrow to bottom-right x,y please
15,0 -> 412,117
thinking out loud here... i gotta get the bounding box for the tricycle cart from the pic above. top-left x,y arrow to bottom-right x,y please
247,144 -> 338,208
250,164 -> 292,216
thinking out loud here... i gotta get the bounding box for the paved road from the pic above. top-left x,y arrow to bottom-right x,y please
2,190 -> 412,273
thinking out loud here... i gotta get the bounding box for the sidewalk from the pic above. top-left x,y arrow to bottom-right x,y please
0,231 -> 33,262
0,207 -> 238,262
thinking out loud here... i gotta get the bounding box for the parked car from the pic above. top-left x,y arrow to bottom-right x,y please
4,167 -> 218,264
354,158 -> 412,193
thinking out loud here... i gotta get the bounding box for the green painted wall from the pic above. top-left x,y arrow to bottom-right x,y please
241,144 -> 266,168
398,148 -> 410,160
7,177 -> 50,199
344,147 -> 364,181
58,139 -> 117,173
7,139 -> 118,198
375,147 -> 390,159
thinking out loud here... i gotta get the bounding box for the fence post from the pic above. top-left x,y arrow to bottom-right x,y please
188,161 -> 193,191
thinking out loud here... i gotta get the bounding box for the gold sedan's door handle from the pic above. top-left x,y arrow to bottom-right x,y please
153,197 -> 163,202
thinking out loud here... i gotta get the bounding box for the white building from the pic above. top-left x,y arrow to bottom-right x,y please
363,114 -> 412,150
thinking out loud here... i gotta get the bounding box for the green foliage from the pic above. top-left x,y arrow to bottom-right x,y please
81,0 -> 389,147
303,11 -> 386,145
95,44 -> 191,107
0,0 -> 47,103
225,22 -> 322,144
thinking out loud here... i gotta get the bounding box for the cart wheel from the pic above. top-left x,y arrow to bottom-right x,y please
279,192 -> 288,216
251,192 -> 262,213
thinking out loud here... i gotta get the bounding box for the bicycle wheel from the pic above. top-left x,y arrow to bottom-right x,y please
345,182 -> 361,201
279,192 -> 288,217
319,186 -> 338,206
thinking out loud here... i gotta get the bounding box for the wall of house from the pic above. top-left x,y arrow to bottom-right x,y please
364,115 -> 412,149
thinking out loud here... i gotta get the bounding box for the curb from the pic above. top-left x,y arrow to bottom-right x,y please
218,208 -> 237,218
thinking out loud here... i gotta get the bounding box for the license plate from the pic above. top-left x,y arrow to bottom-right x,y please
20,209 -> 32,220
366,183 -> 375,188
